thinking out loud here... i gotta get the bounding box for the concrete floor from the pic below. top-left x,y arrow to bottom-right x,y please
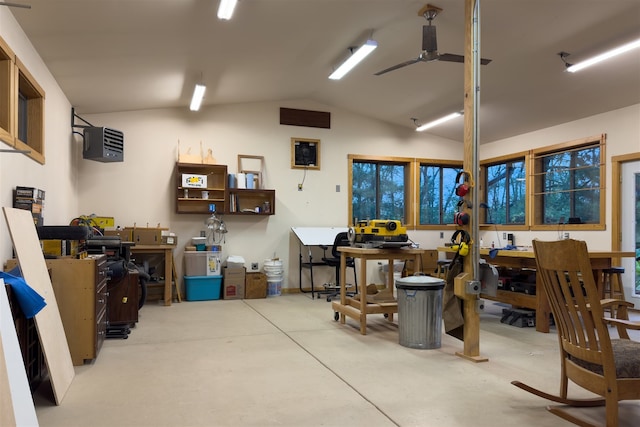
33,294 -> 640,427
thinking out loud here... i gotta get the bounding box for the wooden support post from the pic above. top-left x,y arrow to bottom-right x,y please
455,0 -> 488,363
453,272 -> 488,362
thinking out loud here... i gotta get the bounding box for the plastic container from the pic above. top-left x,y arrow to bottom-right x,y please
192,237 -> 206,251
395,275 -> 445,349
264,259 -> 284,297
184,251 -> 221,276
267,277 -> 282,297
184,275 -> 222,301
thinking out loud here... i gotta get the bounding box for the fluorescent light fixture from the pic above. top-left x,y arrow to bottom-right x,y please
217,0 -> 237,20
415,111 -> 463,132
329,39 -> 378,80
190,84 -> 206,111
566,37 -> 640,73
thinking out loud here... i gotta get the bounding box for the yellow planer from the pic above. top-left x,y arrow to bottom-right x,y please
349,219 -> 411,248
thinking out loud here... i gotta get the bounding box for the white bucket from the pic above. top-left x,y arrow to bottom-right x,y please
267,278 -> 282,297
264,259 -> 284,297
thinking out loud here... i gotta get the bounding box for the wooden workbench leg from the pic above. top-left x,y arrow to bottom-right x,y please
359,256 -> 368,335
387,257 -> 395,322
172,255 -> 181,303
164,249 -> 172,306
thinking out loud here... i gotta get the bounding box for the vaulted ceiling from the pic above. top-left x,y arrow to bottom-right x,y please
9,0 -> 640,143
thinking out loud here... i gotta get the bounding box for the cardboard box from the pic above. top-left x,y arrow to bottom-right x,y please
104,229 -> 133,242
162,235 -> 177,245
125,227 -> 164,245
223,267 -> 246,299
184,275 -> 222,301
15,186 -> 45,200
13,200 -> 43,213
245,272 -> 267,299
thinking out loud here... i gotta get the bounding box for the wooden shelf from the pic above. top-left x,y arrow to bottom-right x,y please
176,161 -> 275,216
228,188 -> 275,215
175,163 -> 228,214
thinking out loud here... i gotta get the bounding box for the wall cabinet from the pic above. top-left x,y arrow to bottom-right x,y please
176,162 -> 275,216
176,163 -> 228,214
228,189 -> 275,215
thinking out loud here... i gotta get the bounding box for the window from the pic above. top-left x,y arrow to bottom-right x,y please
418,161 -> 462,225
532,135 -> 605,228
15,57 -> 45,164
483,155 -> 527,225
348,155 -> 413,225
0,35 -> 14,145
0,35 -> 45,164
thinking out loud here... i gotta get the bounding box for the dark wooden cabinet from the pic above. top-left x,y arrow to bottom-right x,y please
107,269 -> 139,326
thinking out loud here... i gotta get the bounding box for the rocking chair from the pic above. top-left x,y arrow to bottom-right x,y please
512,239 -> 640,427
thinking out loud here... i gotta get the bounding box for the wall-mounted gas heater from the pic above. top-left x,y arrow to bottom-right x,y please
72,108 -> 124,162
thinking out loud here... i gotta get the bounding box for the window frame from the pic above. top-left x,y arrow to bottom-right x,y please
0,35 -> 45,164
479,151 -> 530,230
0,35 -> 15,146
15,56 -> 45,164
415,158 -> 463,230
530,134 -> 606,231
348,154 -> 415,227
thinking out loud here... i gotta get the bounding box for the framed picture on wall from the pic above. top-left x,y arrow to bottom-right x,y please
291,138 -> 320,170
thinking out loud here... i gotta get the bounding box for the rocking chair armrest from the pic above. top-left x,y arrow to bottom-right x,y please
602,317 -> 640,330
600,298 -> 634,309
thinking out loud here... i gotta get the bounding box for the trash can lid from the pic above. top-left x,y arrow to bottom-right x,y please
395,275 -> 445,290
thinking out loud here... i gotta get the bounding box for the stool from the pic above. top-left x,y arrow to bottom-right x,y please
435,260 -> 451,280
602,267 -> 625,318
602,267 -> 625,300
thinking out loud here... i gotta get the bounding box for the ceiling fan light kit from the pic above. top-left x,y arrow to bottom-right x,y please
375,3 -> 491,76
329,39 -> 378,80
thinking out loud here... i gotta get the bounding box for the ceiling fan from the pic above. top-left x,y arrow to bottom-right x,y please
375,4 -> 491,76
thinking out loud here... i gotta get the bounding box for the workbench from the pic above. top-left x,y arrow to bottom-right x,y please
331,246 -> 427,335
130,244 -> 176,306
438,246 -> 634,332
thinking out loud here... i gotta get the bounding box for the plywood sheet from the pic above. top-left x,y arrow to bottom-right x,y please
3,207 -> 74,405
1,278 -> 39,426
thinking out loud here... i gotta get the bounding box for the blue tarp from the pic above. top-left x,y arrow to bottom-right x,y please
0,268 -> 46,319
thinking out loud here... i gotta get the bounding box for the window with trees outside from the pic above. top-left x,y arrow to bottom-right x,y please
531,135 -> 605,228
349,155 -> 412,226
418,161 -> 462,225
483,155 -> 527,225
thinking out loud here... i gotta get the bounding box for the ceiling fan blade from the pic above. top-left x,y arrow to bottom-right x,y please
374,58 -> 421,76
438,53 -> 465,63
438,53 -> 492,65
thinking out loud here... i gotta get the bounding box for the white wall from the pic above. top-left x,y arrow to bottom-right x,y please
0,9 -> 79,266
77,103 -> 462,290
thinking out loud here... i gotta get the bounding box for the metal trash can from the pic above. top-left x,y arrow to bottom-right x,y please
395,275 -> 445,349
